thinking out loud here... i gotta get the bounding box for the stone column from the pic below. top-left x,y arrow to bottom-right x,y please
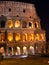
6,47 -> 8,56
44,43 -> 46,53
20,47 -> 23,55
34,43 -> 38,54
27,21 -> 29,28
11,47 -> 14,55
21,20 -> 22,28
34,44 -> 36,54
27,47 -> 29,55
38,44 -> 41,54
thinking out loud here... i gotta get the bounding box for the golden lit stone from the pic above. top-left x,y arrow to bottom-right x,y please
23,46 -> 27,50
36,22 -> 39,28
15,20 -> 20,28
0,33 -> 4,41
7,33 -> 13,41
29,21 -> 34,28
1,34 -> 4,41
17,47 -> 20,50
15,33 -> 20,41
0,47 -> 4,53
17,47 -> 21,55
22,34 -> 27,41
35,34 -> 40,41
41,34 -> 45,41
29,34 -> 34,41
30,46 -> 33,49
22,35 -> 26,41
23,46 -> 27,54
8,20 -> 13,28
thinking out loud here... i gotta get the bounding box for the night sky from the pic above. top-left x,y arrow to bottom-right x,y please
1,0 -> 49,41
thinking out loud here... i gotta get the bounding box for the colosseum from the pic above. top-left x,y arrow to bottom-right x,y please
0,1 -> 46,56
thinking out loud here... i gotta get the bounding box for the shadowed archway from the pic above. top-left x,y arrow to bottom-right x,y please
0,15 -> 7,28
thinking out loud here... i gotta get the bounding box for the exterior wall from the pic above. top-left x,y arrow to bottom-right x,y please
0,1 -> 46,56
0,1 -> 37,18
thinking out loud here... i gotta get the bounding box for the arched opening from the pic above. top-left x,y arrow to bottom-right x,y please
22,34 -> 27,41
0,33 -> 5,42
8,20 -> 13,28
8,47 -> 12,56
29,46 -> 34,55
11,47 -> 14,55
15,33 -> 20,41
7,33 -> 13,42
17,47 -> 21,55
40,34 -> 45,41
34,43 -> 38,54
35,22 -> 39,28
29,34 -> 34,41
15,20 -> 21,28
0,44 -> 6,56
23,9 -> 26,13
22,21 -> 27,28
1,21 -> 5,28
29,21 -> 33,28
23,46 -> 27,55
0,47 -> 4,53
0,15 -> 7,28
35,34 -> 40,41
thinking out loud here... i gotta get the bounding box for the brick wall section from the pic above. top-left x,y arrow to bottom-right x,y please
0,1 -> 37,18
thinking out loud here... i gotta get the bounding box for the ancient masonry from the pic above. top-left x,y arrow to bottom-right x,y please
0,1 -> 46,56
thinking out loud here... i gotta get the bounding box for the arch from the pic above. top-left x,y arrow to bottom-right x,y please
40,34 -> 45,41
23,46 -> 27,55
35,22 -> 39,28
8,47 -> 12,56
29,34 -> 34,41
0,33 -> 5,41
29,46 -> 34,55
8,20 -> 13,28
35,34 -> 40,41
17,47 -> 21,55
0,47 -> 4,53
22,33 -> 27,41
29,21 -> 34,28
7,33 -> 13,41
22,21 -> 27,28
34,43 -> 38,54
15,33 -> 20,41
15,20 -> 21,28
0,15 -> 7,28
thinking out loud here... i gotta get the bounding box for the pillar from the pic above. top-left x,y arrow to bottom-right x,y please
37,44 -> 41,54
44,43 -> 46,53
11,47 -> 14,55
6,47 -> 8,56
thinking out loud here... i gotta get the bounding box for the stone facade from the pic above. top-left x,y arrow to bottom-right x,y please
0,1 -> 46,56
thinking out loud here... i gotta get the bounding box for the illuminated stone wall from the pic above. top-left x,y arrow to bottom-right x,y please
0,1 -> 37,18
0,1 -> 46,56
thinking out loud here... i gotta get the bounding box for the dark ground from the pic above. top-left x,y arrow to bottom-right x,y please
0,56 -> 49,65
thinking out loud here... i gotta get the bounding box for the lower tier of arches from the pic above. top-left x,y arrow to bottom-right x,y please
0,44 -> 46,56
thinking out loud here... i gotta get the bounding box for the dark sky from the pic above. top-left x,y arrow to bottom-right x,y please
1,0 -> 49,41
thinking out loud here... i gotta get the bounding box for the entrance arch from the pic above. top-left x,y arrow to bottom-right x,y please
29,46 -> 34,55
0,47 -> 4,53
8,47 -> 12,56
23,46 -> 28,55
17,47 -> 21,55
